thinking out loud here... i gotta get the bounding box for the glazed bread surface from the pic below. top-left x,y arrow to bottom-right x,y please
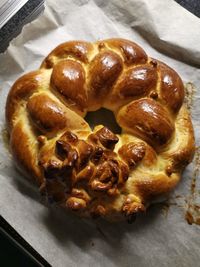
6,38 -> 195,221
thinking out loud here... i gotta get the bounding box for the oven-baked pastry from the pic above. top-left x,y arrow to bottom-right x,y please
6,38 -> 195,221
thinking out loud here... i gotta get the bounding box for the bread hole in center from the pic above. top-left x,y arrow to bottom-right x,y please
85,108 -> 121,134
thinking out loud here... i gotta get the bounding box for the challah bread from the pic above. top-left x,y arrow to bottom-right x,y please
6,38 -> 195,221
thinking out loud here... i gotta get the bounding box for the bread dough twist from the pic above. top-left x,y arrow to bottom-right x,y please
6,38 -> 195,221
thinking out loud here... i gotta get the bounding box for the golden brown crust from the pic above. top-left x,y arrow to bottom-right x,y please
88,50 -> 123,108
116,64 -> 157,98
158,60 -> 185,113
6,70 -> 43,132
27,94 -> 67,133
51,60 -> 87,112
6,38 -> 195,221
103,38 -> 148,65
40,40 -> 93,68
117,98 -> 175,147
10,121 -> 43,185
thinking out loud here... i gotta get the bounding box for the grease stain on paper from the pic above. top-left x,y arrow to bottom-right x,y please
159,83 -> 200,226
1,127 -> 10,150
160,147 -> 200,226
184,146 -> 200,225
184,82 -> 196,112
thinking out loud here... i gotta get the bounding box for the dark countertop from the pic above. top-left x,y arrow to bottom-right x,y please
175,0 -> 200,17
0,0 -> 44,52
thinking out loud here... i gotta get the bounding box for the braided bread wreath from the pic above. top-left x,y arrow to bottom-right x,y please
6,38 -> 195,222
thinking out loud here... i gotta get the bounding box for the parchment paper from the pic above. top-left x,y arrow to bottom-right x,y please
0,0 -> 200,266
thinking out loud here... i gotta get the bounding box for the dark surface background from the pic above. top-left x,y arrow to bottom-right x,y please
0,0 -> 199,266
1,229 -> 40,267
0,0 -> 44,52
175,0 -> 200,17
